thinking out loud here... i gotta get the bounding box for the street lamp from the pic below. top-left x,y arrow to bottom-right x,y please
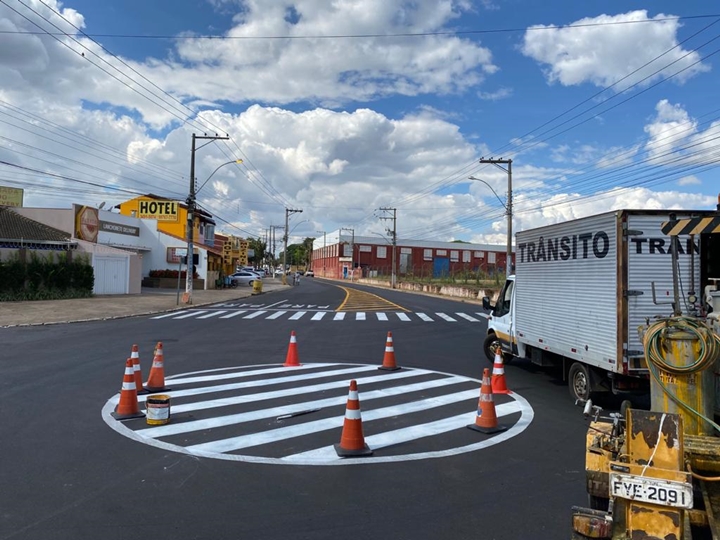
282,209 -> 303,285
468,172 -> 513,276
197,159 -> 243,194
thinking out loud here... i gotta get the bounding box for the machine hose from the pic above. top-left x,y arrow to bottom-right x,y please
642,316 -> 720,435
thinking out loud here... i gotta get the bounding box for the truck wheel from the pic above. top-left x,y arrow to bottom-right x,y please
568,362 -> 591,402
483,334 -> 512,365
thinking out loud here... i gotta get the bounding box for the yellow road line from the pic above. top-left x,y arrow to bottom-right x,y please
335,286 -> 409,312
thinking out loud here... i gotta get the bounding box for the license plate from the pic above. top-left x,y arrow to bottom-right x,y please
609,473 -> 693,509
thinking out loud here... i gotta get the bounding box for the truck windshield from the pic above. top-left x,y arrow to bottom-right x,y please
493,279 -> 514,317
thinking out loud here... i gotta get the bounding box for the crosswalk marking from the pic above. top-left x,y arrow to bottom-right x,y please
243,310 -> 267,319
151,309 -> 488,323
104,363 -> 534,466
219,310 -> 247,319
197,311 -> 227,319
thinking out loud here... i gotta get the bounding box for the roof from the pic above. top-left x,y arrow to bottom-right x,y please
0,206 -> 73,243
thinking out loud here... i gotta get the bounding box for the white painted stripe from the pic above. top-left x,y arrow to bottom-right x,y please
376,312 -> 389,321
136,365 -> 382,403
456,313 -> 479,322
138,375 -> 468,438
164,364 -> 341,385
174,311 -> 207,319
243,311 -> 268,319
287,402 -> 521,460
147,369 -> 427,413
311,312 -> 327,321
186,388 -> 487,454
435,312 -> 457,322
289,311 -> 307,320
396,313 -> 411,322
416,313 -> 434,322
265,311 -> 287,320
333,313 -> 346,321
150,312 -> 180,319
345,409 -> 362,420
198,311 -> 228,319
219,311 -> 247,319
356,312 -> 366,321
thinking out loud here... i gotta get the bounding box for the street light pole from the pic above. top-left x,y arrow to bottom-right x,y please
185,133 -> 232,304
317,230 -> 326,277
378,207 -> 397,288
471,157 -> 513,275
282,208 -> 302,285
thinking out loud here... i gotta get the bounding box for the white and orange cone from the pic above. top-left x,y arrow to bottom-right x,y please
283,331 -> 302,367
378,331 -> 401,371
467,368 -> 507,434
334,380 -> 373,457
111,358 -> 145,420
491,345 -> 511,394
145,341 -> 170,392
130,344 -> 148,395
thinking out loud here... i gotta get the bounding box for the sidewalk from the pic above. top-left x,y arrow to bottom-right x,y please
0,280 -> 290,328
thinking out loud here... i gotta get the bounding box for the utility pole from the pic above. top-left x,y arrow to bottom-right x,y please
478,157 -> 513,276
317,230 -> 326,277
186,133 -> 229,304
283,208 -> 302,285
340,227 -> 354,281
378,207 -> 397,288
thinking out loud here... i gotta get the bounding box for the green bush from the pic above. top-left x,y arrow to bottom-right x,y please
0,251 -> 94,301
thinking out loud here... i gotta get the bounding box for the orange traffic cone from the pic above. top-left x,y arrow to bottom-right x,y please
130,344 -> 148,395
111,358 -> 145,420
334,380 -> 373,457
467,368 -> 507,434
491,346 -> 511,394
145,342 -> 170,392
378,331 -> 401,371
283,331 -> 302,367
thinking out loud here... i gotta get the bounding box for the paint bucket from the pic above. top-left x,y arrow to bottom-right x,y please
146,394 -> 171,425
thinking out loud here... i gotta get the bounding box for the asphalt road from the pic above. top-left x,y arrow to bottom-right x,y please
0,278 -> 591,540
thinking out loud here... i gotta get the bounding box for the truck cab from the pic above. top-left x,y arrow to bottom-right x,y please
482,275 -> 523,363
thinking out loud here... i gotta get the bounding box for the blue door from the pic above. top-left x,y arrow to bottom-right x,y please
433,257 -> 449,278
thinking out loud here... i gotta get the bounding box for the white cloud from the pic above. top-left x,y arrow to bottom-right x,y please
521,10 -> 709,89
478,88 -> 512,100
678,175 -> 701,186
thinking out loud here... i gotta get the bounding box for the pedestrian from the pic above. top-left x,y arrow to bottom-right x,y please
294,271 -> 301,286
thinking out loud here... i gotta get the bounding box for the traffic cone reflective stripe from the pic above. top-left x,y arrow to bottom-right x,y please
379,331 -> 401,371
491,350 -> 511,394
467,368 -> 506,434
284,331 -> 302,367
145,341 -> 170,392
112,358 -> 145,420
335,380 -> 373,457
130,344 -> 148,395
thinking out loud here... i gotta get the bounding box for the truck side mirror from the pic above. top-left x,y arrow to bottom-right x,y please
482,296 -> 493,311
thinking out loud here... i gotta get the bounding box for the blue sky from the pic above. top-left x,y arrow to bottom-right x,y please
0,0 -> 718,246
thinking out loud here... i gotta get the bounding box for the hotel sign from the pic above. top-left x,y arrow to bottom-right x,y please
138,199 -> 178,221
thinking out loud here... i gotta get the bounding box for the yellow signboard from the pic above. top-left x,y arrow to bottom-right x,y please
0,186 -> 24,207
137,198 -> 178,221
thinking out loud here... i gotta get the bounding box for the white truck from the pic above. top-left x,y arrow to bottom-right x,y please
482,209 -> 715,402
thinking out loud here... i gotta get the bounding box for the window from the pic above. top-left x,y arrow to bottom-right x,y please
359,245 -> 372,252
343,243 -> 352,257
437,249 -> 447,256
423,249 -> 432,261
462,251 -> 471,262
493,279 -> 514,317
474,251 -> 485,258
488,252 -> 496,264
377,246 -> 387,258
450,250 -> 459,262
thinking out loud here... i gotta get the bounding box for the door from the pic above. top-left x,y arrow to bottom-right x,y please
94,256 -> 128,295
433,257 -> 449,278
490,277 -> 515,350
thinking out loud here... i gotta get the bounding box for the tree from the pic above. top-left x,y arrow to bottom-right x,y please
247,237 -> 266,265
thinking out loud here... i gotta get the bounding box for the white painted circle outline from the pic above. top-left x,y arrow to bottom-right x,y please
102,363 -> 534,466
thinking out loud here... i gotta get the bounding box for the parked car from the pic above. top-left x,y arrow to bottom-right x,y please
274,269 -> 285,277
305,270 -> 314,277
229,271 -> 262,286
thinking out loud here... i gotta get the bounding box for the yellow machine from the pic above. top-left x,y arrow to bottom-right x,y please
572,202 -> 720,539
